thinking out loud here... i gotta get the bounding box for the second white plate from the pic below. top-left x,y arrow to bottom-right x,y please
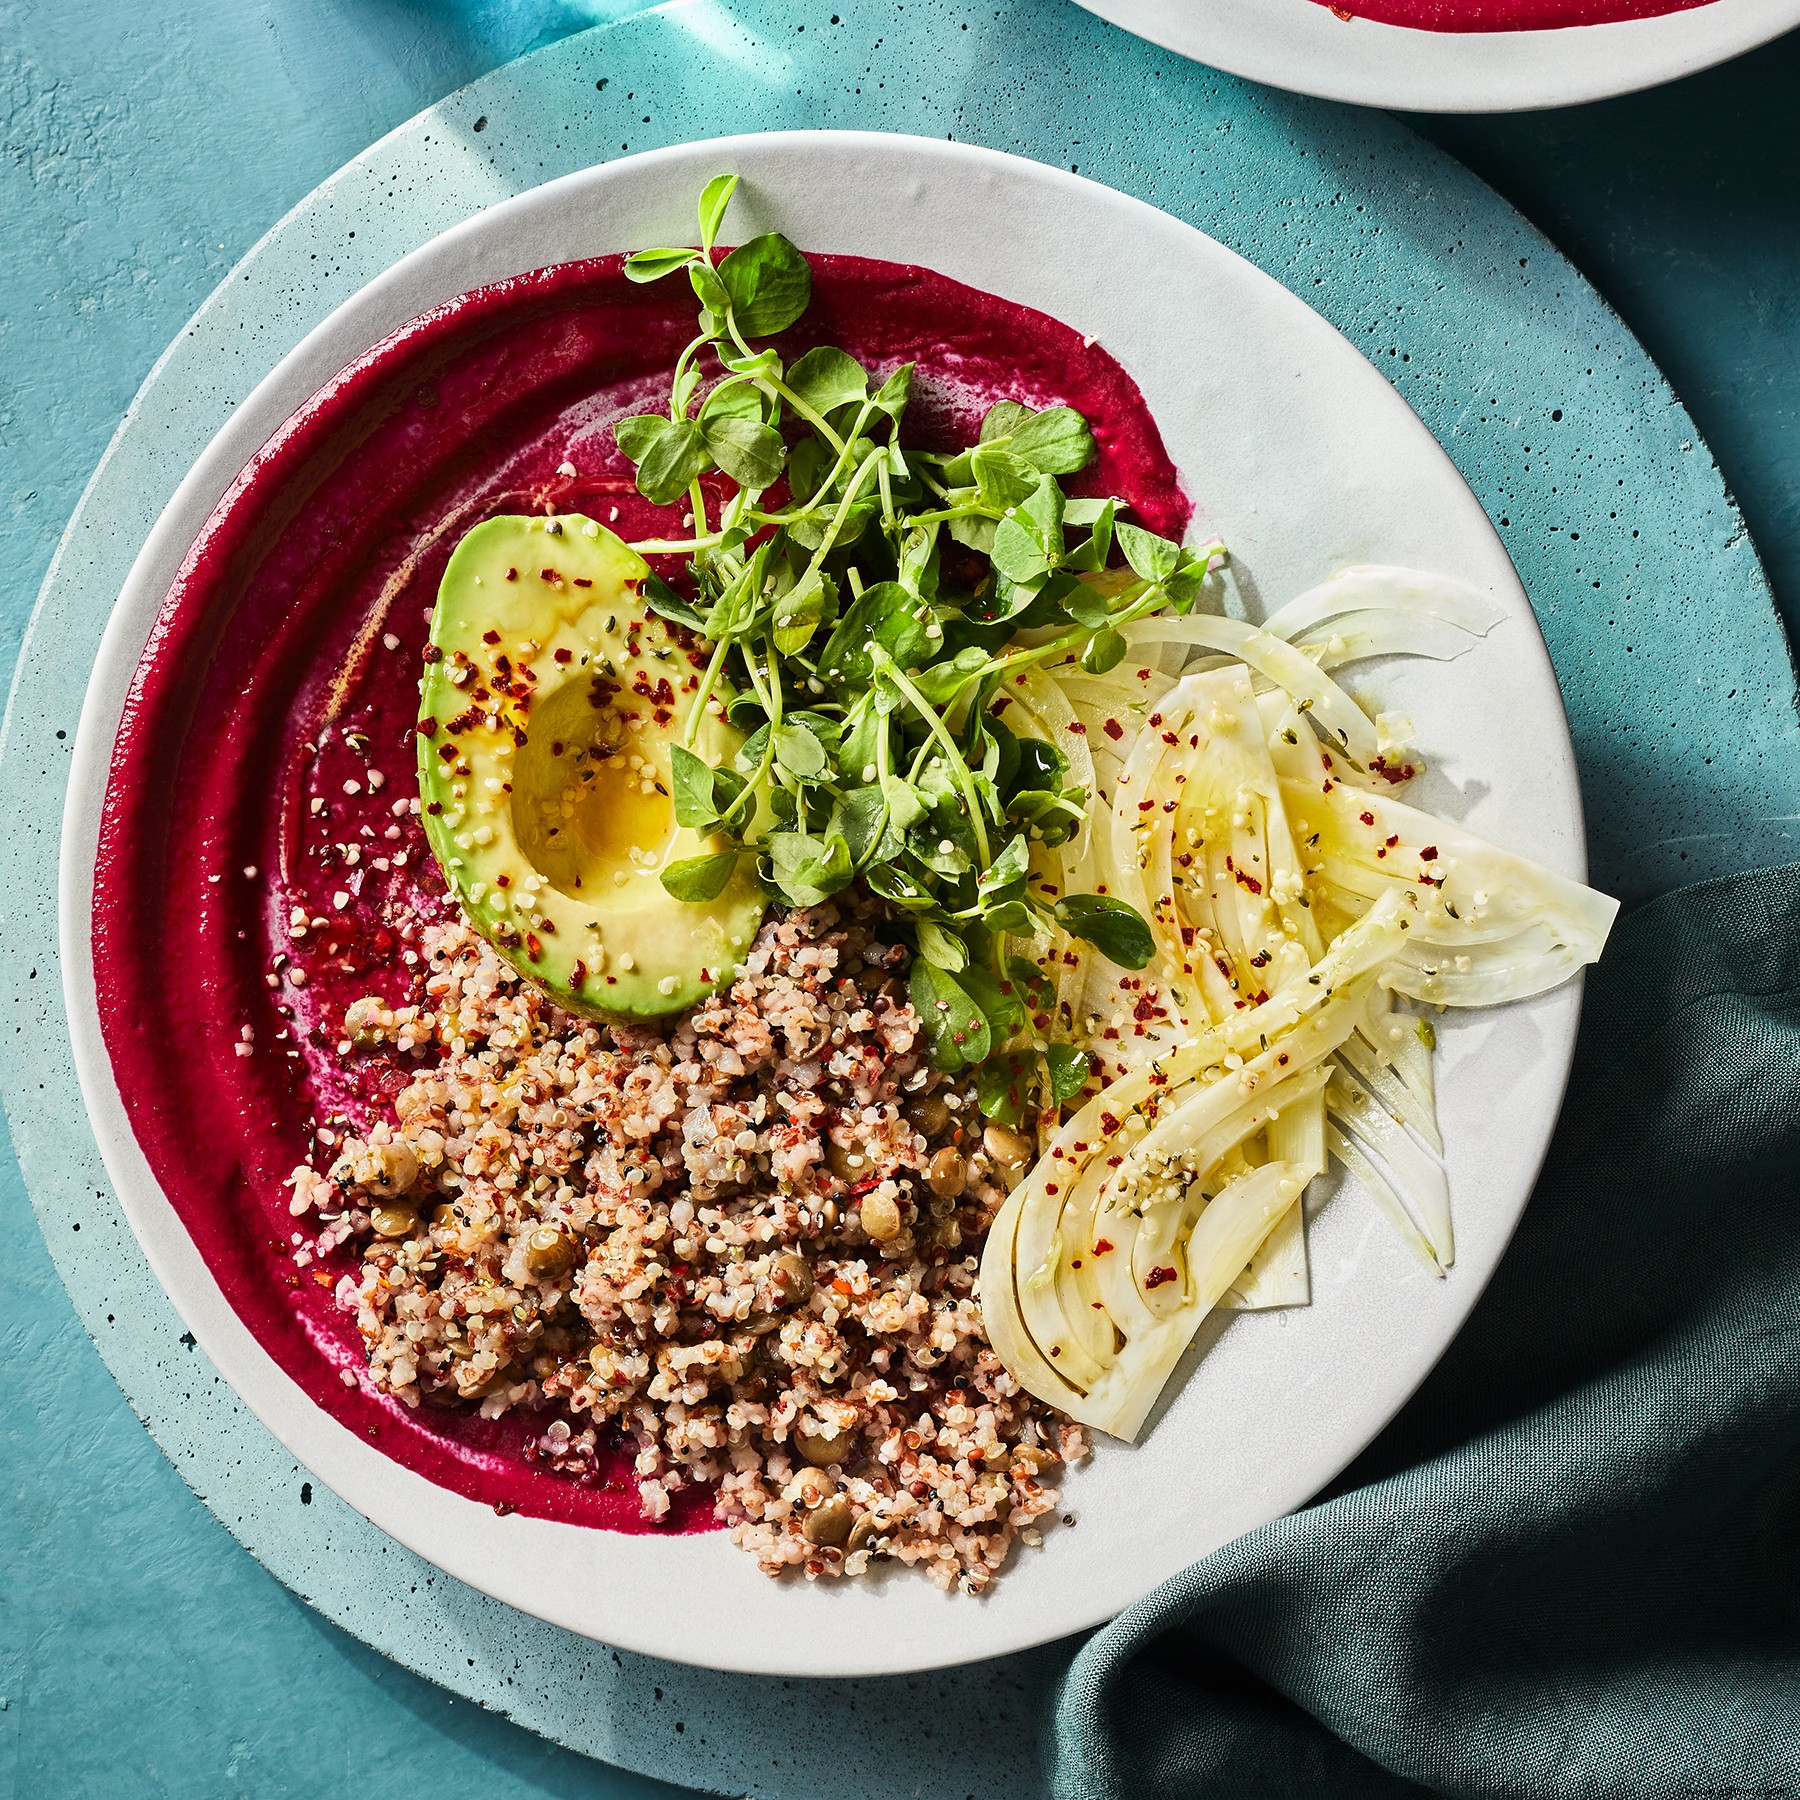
1074,0 -> 1800,111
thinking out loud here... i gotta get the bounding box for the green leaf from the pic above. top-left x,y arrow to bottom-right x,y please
718,232 -> 812,336
979,400 -> 1032,444
1010,406 -> 1095,476
1019,475 -> 1065,554
689,258 -> 730,320
970,444 -> 1038,512
883,775 -> 927,831
786,345 -> 869,414
701,415 -> 786,490
828,785 -> 887,866
1061,497 -> 1112,526
960,963 -> 1027,1037
914,918 -> 970,972
981,899 -> 1036,937
661,851 -> 738,903
771,574 -> 830,657
990,515 -> 1053,586
977,833 -> 1030,901
1012,736 -> 1066,792
870,363 -> 914,419
767,831 -> 852,907
669,745 -> 746,830
908,960 -> 991,1072
616,415 -> 710,507
1062,583 -> 1113,629
641,572 -> 705,632
909,645 -> 989,707
699,378 -> 762,423
697,173 -> 738,253
976,1050 -> 1037,1128
1056,893 -> 1155,969
1046,1043 -> 1091,1105
771,719 -> 828,780
1117,521 -> 1181,586
1080,627 -> 1127,674
718,344 -> 783,379
1063,498 -> 1117,573
624,246 -> 696,283
947,512 -> 998,555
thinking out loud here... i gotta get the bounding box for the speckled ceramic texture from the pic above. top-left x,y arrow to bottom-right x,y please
1071,0 -> 1800,112
4,0 -> 1797,1793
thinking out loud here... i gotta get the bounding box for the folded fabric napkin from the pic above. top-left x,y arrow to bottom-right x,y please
1054,861 -> 1800,1797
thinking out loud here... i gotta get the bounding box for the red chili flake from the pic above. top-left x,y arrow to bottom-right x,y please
1100,1112 -> 1122,1134
415,718 -> 438,737
1045,1184 -> 1059,1196
573,577 -> 593,588
1149,713 -> 1163,727
495,873 -> 511,887
1359,810 -> 1375,826
525,934 -> 544,961
1136,667 -> 1153,682
426,800 -> 443,816
504,567 -> 518,581
1070,1258 -> 1083,1270
436,743 -> 458,762
1101,1026 -> 1120,1040
553,647 -> 573,664
1420,845 -> 1439,861
1277,1052 -> 1290,1066
1145,1265 -> 1178,1290
1162,731 -> 1178,746
1138,800 -> 1155,813
482,629 -> 501,645
1249,950 -> 1270,968
1103,719 -> 1124,741
1322,778 -> 1335,793
1068,721 -> 1087,735
1180,925 -> 1197,946
1093,1239 -> 1115,1256
1385,835 -> 1399,848
540,567 -> 561,583
422,644 -> 443,663
550,741 -> 566,757
1330,4 -> 1353,16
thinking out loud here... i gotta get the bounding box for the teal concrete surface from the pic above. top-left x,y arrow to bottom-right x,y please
4,1 -> 1798,1795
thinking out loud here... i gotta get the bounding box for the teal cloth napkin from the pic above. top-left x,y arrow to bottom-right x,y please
1053,861 -> 1800,1796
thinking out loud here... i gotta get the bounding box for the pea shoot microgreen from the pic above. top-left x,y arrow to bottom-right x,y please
619,176 -> 1225,1110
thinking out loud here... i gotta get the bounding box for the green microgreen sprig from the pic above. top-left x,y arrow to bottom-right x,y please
617,176 -> 1224,1110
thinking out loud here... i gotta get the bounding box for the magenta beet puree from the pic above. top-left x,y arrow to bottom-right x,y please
93,253 -> 1189,1529
1314,0 -> 1712,28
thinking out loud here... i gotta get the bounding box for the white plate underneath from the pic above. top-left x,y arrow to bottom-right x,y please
62,130 -> 1584,1677
1073,0 -> 1800,110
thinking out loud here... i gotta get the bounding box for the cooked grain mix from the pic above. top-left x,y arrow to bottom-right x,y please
288,899 -> 1082,1590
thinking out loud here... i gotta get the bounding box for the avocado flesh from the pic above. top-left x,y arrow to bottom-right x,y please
416,513 -> 766,1019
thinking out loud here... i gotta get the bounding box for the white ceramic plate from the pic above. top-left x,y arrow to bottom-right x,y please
62,130 -> 1584,1677
1074,0 -> 1800,110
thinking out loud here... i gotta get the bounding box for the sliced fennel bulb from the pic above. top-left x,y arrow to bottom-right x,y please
977,564 -> 1616,1442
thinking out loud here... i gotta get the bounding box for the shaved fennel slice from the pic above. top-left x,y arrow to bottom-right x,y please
1325,1120 -> 1443,1276
1260,565 -> 1506,643
1122,615 -> 1379,766
1326,1066 -> 1453,1266
1269,702 -> 1618,1005
1225,1086 -> 1327,1309
1299,609 -> 1488,670
1082,1161 -> 1309,1442
981,905 -> 1412,1433
1338,1002 -> 1443,1154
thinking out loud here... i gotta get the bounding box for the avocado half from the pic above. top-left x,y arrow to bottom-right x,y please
416,513 -> 766,1019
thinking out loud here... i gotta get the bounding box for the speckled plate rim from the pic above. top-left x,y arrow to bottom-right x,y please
60,127 -> 1584,1678
1071,0 -> 1800,110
